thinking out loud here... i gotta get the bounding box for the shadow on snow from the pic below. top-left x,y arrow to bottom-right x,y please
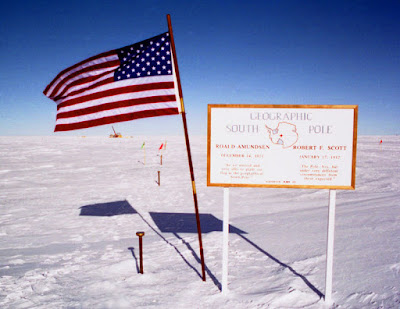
149,212 -> 247,234
77,201 -> 323,297
79,200 -> 137,216
148,212 -> 248,290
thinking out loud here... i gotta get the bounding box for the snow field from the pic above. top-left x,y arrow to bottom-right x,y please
0,135 -> 399,308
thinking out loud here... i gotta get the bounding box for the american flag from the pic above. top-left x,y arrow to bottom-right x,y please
43,32 -> 180,132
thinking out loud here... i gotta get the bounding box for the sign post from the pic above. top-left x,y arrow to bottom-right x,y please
207,104 -> 358,303
325,189 -> 337,304
222,187 -> 230,293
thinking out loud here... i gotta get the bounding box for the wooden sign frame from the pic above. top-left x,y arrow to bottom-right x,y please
207,104 -> 358,190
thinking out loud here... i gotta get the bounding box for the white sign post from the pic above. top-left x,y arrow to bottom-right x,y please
325,189 -> 337,305
207,105 -> 358,302
222,187 -> 230,293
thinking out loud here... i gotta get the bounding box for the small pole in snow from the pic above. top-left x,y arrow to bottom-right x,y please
140,142 -> 146,165
158,171 -> 160,186
136,231 -> 145,274
160,154 -> 163,166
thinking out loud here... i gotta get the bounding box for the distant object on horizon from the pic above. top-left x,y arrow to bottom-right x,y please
109,126 -> 122,138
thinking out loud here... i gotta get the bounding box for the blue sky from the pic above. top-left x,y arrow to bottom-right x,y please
0,0 -> 399,136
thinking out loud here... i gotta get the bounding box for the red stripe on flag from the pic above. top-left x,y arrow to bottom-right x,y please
55,76 -> 115,104
59,76 -> 115,101
54,108 -> 179,132
57,82 -> 175,110
48,60 -> 120,99
53,70 -> 116,101
44,50 -> 117,96
56,95 -> 177,119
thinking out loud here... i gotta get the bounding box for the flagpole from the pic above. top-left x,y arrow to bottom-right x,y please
167,14 -> 206,281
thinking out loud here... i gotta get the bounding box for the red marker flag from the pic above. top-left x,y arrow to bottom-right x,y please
44,32 -> 180,132
380,140 -> 383,144
159,143 -> 164,151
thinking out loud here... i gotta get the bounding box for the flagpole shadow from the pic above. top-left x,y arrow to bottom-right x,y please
173,232 -> 221,291
148,212 -> 246,291
135,211 -> 203,280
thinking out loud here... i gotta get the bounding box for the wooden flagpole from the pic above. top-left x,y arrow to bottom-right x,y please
167,14 -> 206,281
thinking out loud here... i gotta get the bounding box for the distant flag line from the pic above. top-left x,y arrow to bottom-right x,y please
43,14 -> 206,281
139,141 -> 167,165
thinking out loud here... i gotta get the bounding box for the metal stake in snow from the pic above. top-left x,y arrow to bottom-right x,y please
325,190 -> 337,304
222,187 -> 230,293
136,231 -> 145,274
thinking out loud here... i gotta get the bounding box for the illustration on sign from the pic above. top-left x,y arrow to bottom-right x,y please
266,122 -> 299,149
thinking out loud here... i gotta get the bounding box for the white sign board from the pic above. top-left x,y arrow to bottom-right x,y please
207,105 -> 358,189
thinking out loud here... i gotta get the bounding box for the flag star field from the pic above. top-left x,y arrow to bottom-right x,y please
116,32 -> 173,80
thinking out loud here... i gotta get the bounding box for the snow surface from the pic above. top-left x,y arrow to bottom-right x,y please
0,135 -> 399,308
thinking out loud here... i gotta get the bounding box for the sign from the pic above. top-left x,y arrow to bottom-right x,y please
207,105 -> 358,189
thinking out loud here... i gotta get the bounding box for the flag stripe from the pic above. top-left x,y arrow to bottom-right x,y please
57,94 -> 177,119
56,101 -> 178,124
57,75 -> 173,106
54,107 -> 179,131
57,76 -> 175,109
54,70 -> 116,101
58,88 -> 175,116
44,51 -> 118,98
50,61 -> 119,99
55,108 -> 178,131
